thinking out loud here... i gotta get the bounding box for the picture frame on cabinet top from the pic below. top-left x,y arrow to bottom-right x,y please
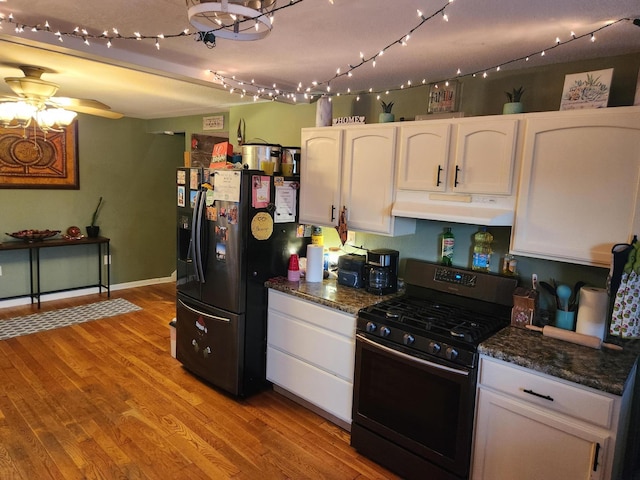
559,68 -> 613,110
428,80 -> 460,114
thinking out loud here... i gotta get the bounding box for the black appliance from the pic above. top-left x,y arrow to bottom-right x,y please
175,167 -> 309,397
364,248 -> 399,294
351,259 -> 517,480
337,253 -> 366,288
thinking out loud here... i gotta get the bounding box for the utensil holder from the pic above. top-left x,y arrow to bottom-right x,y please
555,310 -> 575,331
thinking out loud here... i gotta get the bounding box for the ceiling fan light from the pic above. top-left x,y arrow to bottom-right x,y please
12,101 -> 38,123
0,103 -> 17,125
37,108 -> 77,128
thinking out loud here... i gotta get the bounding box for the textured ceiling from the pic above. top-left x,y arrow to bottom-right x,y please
0,0 -> 638,119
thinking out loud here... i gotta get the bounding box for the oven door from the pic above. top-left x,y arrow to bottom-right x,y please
352,333 -> 476,479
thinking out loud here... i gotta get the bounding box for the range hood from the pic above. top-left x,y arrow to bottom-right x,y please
392,191 -> 515,226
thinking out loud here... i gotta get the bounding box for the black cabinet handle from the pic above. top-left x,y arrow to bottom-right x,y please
593,442 -> 600,471
436,165 -> 443,186
331,204 -> 336,222
523,388 -> 554,402
454,165 -> 461,187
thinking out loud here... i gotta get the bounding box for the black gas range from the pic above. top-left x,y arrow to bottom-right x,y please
351,259 -> 517,480
357,260 -> 516,368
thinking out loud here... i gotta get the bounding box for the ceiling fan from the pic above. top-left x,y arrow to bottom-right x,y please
0,65 -> 123,131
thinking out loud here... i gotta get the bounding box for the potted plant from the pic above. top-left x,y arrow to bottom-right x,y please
503,87 -> 525,114
379,100 -> 395,123
86,196 -> 103,238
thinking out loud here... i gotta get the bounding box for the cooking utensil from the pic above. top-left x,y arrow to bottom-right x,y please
526,325 -> 623,351
539,281 -> 559,308
556,284 -> 572,311
569,281 -> 586,309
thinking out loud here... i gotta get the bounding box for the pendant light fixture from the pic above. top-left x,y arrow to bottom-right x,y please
186,0 -> 276,41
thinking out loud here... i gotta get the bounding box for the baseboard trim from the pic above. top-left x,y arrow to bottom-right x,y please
0,276 -> 175,310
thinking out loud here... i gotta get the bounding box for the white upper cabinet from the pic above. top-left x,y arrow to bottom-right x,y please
453,118 -> 518,195
397,117 -> 519,195
397,122 -> 452,191
300,124 -> 415,236
299,128 -> 343,227
342,125 -> 406,234
393,116 -> 520,226
511,107 -> 640,267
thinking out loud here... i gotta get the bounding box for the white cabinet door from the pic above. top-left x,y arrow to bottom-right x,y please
299,128 -> 343,226
397,122 -> 451,191
342,125 -> 398,234
511,108 -> 640,267
453,118 -> 518,194
472,388 -> 609,480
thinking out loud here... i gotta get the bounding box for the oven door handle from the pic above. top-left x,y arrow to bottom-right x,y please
357,333 -> 469,377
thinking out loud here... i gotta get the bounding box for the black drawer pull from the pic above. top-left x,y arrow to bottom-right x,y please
523,388 -> 554,402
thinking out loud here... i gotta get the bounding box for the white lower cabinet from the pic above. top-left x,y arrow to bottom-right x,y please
472,357 -> 622,480
266,290 -> 356,427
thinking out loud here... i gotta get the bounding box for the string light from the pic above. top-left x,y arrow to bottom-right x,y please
0,4 -> 632,103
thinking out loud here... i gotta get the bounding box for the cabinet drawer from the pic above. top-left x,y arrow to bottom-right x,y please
267,310 -> 355,381
266,346 -> 353,424
268,290 -> 356,337
479,357 -> 615,429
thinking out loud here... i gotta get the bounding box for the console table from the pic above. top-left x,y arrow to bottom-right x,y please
0,236 -> 110,308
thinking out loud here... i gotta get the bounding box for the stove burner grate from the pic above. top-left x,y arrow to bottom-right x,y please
362,297 -> 507,345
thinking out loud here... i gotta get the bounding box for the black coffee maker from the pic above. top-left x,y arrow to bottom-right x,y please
364,249 -> 399,295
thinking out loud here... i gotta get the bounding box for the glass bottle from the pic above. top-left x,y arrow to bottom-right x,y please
502,254 -> 518,276
441,227 -> 455,266
472,227 -> 493,271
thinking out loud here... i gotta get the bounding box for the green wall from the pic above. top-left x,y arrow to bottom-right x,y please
0,115 -> 183,300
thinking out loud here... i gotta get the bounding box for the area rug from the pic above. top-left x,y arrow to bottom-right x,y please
0,298 -> 142,341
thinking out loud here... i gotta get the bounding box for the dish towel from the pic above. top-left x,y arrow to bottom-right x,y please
610,241 -> 640,339
335,206 -> 348,246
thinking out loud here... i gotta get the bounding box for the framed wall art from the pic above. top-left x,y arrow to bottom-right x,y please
559,68 -> 613,110
428,81 -> 460,114
0,122 -> 78,189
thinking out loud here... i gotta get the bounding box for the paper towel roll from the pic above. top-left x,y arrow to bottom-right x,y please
576,287 -> 608,340
306,244 -> 324,282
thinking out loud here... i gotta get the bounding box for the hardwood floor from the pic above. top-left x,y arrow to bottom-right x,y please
0,284 -> 399,480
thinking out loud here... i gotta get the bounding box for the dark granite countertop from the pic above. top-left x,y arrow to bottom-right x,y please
479,326 -> 639,396
265,276 -> 403,315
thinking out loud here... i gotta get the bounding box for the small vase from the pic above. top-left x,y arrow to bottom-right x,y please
379,113 -> 395,123
503,102 -> 523,114
315,96 -> 332,127
86,226 -> 100,238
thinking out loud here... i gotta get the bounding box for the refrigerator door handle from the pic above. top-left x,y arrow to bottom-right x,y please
178,299 -> 231,323
191,190 -> 206,282
190,189 -> 200,281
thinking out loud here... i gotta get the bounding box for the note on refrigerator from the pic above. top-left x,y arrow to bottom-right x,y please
212,170 -> 241,202
274,181 -> 297,223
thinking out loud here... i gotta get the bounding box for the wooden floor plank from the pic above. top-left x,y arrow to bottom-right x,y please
0,284 -> 399,480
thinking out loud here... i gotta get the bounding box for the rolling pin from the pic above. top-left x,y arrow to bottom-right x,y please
526,325 -> 623,351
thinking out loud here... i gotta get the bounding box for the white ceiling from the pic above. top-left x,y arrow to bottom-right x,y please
0,0 -> 639,119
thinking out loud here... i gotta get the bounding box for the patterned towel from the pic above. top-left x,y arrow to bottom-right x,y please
610,270 -> 640,338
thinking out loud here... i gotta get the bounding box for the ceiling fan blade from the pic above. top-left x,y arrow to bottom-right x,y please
48,97 -> 124,119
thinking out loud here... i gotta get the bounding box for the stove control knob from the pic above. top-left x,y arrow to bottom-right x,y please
428,342 -> 441,354
445,347 -> 459,360
366,322 -> 377,333
403,333 -> 415,346
380,326 -> 391,337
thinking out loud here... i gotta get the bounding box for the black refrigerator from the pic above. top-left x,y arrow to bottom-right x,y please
175,167 -> 309,397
